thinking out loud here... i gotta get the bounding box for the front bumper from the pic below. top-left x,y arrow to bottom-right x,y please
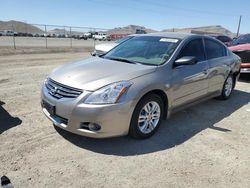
233,50 -> 250,73
41,84 -> 134,138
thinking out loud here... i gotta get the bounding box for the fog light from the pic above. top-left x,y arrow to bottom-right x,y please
89,123 -> 101,131
80,122 -> 101,131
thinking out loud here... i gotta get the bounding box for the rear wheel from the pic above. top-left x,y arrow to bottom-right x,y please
129,94 -> 164,139
219,74 -> 234,100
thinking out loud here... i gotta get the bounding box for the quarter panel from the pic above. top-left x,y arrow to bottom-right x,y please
207,55 -> 235,93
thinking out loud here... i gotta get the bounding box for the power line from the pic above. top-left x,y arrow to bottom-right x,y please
88,0 -> 243,20
135,0 -> 240,18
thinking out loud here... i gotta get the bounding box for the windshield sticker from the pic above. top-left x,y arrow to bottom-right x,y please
160,38 -> 178,43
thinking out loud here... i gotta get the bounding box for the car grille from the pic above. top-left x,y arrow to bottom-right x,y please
233,50 -> 250,63
45,78 -> 83,99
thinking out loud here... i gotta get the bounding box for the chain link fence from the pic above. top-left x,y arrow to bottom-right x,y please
0,23 -> 112,50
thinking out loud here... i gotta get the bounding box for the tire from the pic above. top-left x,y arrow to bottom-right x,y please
129,94 -> 164,139
218,74 -> 234,100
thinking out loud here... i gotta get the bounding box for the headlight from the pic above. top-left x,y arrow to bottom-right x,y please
44,77 -> 48,85
84,81 -> 133,104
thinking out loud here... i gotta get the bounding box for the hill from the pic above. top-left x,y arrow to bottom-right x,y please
48,28 -> 84,36
0,20 -> 44,34
0,20 -> 236,37
163,25 -> 235,37
107,25 -> 157,34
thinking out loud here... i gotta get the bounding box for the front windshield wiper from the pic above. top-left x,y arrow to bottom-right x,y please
105,57 -> 141,65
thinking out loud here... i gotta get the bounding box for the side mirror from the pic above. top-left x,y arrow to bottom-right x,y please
90,51 -> 96,56
174,56 -> 197,67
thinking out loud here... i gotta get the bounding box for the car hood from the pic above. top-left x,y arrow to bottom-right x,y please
49,57 -> 156,91
95,43 -> 118,52
229,43 -> 250,51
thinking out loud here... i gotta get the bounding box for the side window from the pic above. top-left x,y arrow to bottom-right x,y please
178,38 -> 205,62
205,39 -> 227,59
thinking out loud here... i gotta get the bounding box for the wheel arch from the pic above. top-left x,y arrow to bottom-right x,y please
134,89 -> 169,120
228,70 -> 240,88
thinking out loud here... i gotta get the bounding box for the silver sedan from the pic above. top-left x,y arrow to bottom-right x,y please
41,33 -> 241,139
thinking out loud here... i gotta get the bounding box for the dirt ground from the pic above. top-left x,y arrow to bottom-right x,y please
0,51 -> 250,188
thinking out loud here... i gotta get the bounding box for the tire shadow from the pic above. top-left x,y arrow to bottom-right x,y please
239,74 -> 250,83
55,89 -> 250,156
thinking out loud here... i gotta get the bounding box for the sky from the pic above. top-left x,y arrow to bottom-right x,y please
1,0 -> 250,33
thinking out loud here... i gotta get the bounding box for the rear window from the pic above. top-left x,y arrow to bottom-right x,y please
205,39 -> 227,59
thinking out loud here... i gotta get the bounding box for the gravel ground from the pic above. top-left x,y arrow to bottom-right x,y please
0,52 -> 250,188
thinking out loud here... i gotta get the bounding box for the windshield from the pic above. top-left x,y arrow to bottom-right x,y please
104,36 -> 180,66
232,34 -> 250,45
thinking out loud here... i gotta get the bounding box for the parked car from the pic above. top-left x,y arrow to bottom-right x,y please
79,35 -> 88,40
211,35 -> 233,46
93,35 -> 134,56
33,33 -> 40,37
41,33 -> 241,139
78,32 -> 98,40
93,33 -> 109,41
231,34 -> 250,45
83,32 -> 92,38
136,29 -> 147,34
1,30 -> 17,36
229,34 -> 250,73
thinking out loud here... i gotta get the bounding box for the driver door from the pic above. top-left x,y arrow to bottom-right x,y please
171,38 -> 209,108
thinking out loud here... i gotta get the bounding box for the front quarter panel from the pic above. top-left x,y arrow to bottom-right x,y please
123,67 -> 173,119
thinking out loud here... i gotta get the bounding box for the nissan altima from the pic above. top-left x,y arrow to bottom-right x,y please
41,33 -> 241,139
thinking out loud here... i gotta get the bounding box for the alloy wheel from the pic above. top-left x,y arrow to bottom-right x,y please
138,101 -> 161,134
224,76 -> 233,97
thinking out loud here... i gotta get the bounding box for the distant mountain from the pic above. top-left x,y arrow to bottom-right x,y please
0,20 -> 44,34
0,20 -> 236,37
107,25 -> 157,34
48,28 -> 84,36
163,25 -> 235,37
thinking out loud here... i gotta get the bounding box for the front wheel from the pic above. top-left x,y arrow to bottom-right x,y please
129,94 -> 164,139
218,74 -> 234,100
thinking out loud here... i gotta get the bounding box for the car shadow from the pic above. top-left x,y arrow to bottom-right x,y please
239,74 -> 250,83
0,101 -> 22,134
55,89 -> 250,156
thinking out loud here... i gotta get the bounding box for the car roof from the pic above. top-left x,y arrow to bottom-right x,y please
135,32 -> 195,39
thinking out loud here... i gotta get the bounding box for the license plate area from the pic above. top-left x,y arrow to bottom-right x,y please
42,100 -> 55,115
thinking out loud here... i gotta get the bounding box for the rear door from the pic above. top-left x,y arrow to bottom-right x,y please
204,38 -> 230,93
171,37 -> 209,107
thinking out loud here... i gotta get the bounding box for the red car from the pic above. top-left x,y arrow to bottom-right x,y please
229,34 -> 250,73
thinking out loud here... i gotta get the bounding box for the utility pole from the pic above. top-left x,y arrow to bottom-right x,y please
45,25 -> 48,49
24,20 -> 27,34
236,15 -> 242,37
12,24 -> 16,49
70,27 -> 72,48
